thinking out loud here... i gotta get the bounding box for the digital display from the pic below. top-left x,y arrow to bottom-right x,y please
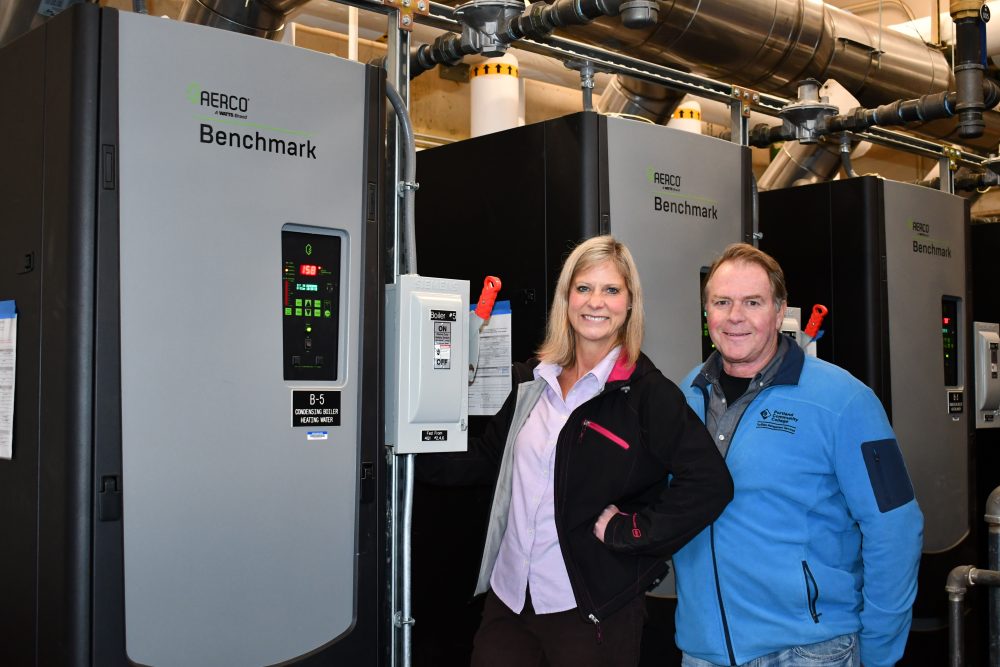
296,283 -> 319,292
300,264 -> 319,276
942,297 -> 959,387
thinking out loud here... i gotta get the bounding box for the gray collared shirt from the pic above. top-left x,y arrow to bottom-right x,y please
700,335 -> 791,456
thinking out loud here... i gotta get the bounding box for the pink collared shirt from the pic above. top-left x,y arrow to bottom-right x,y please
491,346 -> 622,614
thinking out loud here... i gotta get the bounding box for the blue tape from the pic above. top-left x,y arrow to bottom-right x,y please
470,299 -> 511,315
0,300 -> 15,319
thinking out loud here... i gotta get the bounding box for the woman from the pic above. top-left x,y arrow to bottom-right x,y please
419,235 -> 733,667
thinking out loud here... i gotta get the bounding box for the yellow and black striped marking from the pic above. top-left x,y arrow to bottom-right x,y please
471,63 -> 519,78
672,108 -> 702,120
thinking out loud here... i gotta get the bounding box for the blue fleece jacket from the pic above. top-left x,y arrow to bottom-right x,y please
674,344 -> 923,667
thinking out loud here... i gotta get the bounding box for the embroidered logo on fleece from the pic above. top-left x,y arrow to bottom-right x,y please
756,408 -> 798,434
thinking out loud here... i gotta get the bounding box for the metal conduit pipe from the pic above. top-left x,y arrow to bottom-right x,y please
178,0 -> 312,39
839,133 -> 859,178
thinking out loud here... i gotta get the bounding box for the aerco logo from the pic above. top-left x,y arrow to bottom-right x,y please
647,167 -> 682,192
909,219 -> 952,258
187,83 -> 250,120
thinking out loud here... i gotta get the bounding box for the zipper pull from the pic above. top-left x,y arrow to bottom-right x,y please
587,613 -> 603,644
631,513 -> 642,538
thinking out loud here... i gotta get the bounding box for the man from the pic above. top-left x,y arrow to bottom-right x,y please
673,243 -> 923,667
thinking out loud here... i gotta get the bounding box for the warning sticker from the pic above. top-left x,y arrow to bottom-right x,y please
433,320 -> 452,369
292,390 -> 341,427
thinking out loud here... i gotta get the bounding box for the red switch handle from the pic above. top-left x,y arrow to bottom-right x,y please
804,304 -> 828,339
475,276 -> 502,320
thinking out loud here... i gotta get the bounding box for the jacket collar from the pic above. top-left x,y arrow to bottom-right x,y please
606,351 -> 652,387
692,335 -> 805,391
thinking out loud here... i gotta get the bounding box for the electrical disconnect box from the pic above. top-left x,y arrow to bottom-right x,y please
387,275 -> 470,454
974,321 -> 1000,428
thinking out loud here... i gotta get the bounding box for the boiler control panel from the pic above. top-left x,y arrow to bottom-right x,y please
282,229 -> 341,381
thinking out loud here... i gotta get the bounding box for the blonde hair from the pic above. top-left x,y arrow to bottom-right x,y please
537,235 -> 644,368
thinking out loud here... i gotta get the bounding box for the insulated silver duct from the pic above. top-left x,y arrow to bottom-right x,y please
563,0 -> 954,107
757,140 -> 842,190
596,75 -> 685,121
179,0 -> 312,39
564,0 -> 1000,151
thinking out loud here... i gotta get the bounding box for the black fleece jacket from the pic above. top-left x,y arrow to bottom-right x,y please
418,352 -> 733,624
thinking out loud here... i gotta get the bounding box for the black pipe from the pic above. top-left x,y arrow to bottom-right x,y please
504,0 -> 622,41
410,0 -> 658,78
758,79 -> 1000,143
919,170 -> 1000,191
947,565 -> 973,667
988,486 -> 999,667
410,34 -> 479,79
747,123 -> 796,148
953,15 -> 987,139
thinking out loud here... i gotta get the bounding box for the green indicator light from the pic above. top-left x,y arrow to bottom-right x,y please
306,325 -> 313,333
295,308 -> 302,316
305,308 -> 312,316
295,299 -> 302,306
324,310 -> 332,318
284,307 -> 292,316
314,300 -> 321,308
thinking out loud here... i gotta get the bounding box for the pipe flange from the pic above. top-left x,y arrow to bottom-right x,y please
618,0 -> 658,29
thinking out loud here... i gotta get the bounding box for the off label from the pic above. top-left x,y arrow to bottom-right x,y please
292,390 -> 341,427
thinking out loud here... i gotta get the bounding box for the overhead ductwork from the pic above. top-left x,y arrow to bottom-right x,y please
558,0 -> 1000,151
595,75 -> 685,121
178,0 -> 313,39
562,0 -> 954,107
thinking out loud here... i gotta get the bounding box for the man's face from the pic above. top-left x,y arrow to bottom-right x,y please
705,260 -> 786,378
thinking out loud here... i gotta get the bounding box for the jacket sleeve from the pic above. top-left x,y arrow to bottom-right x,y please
832,387 -> 923,667
604,375 -> 734,556
414,384 -> 515,487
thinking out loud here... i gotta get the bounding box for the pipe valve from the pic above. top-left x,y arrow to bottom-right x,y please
778,79 -> 839,144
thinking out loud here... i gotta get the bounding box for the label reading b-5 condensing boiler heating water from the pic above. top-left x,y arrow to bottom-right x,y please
292,390 -> 341,427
